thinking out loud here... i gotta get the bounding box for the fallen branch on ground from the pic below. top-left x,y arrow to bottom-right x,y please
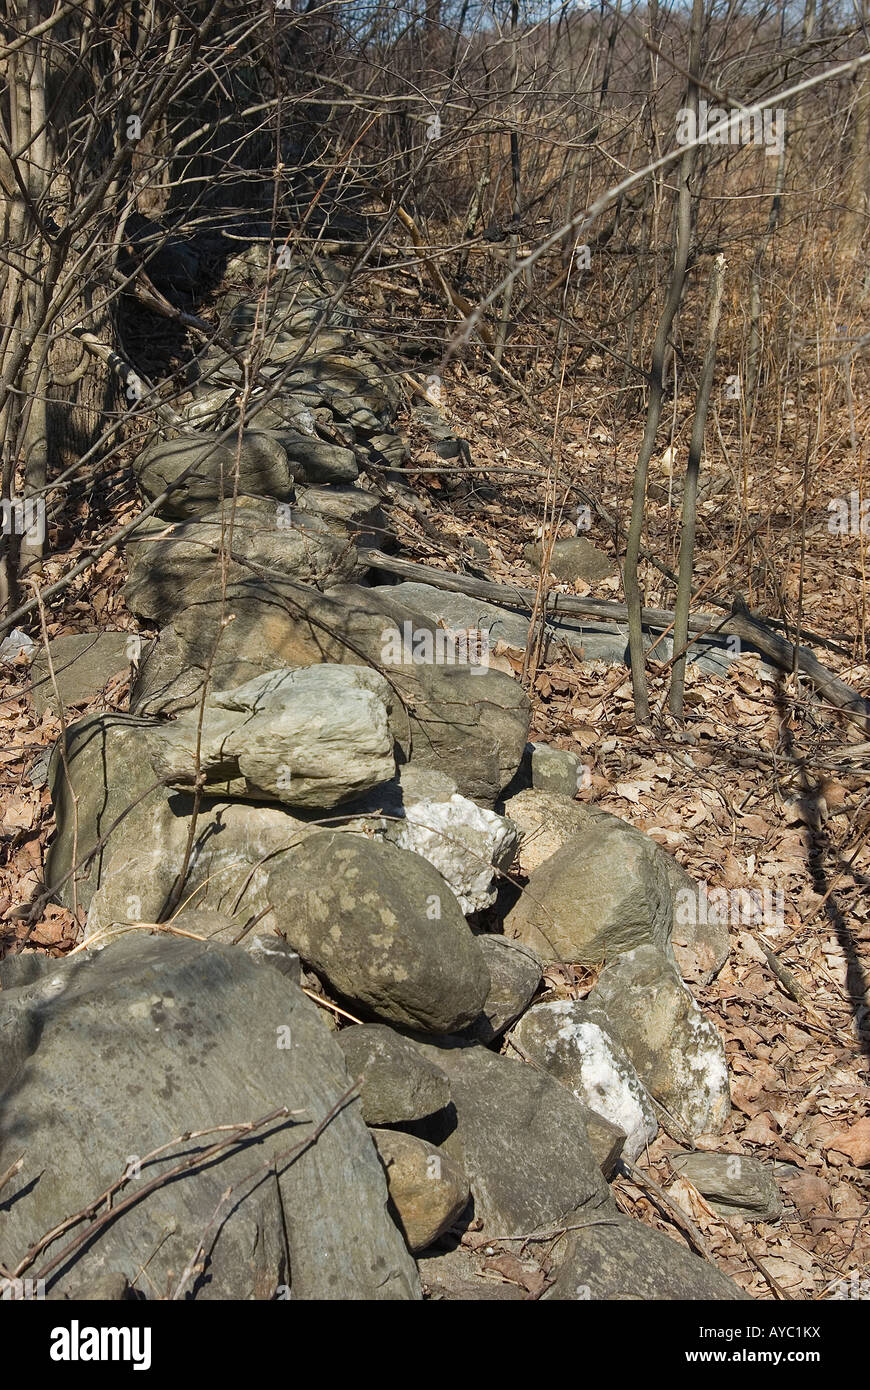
357,548 -> 870,732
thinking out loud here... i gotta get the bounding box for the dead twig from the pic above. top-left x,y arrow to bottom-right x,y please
169,1083 -> 361,1299
11,1105 -> 307,1281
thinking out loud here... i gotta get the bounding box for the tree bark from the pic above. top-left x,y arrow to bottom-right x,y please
670,252 -> 726,719
623,0 -> 703,724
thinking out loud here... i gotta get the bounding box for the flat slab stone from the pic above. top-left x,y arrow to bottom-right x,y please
380,581 -> 752,677
669,1151 -> 783,1223
524,537 -> 618,586
134,431 -> 295,519
30,632 -> 139,716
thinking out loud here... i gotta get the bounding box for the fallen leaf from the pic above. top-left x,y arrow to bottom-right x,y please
615,781 -> 652,805
742,1113 -> 780,1145
822,1119 -> 870,1167
4,796 -> 34,831
486,1252 -> 547,1295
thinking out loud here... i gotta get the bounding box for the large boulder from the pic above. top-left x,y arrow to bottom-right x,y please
586,945 -> 731,1139
130,577 -> 363,715
0,934 -> 420,1299
267,429 -> 358,484
131,579 -> 530,803
409,1038 -> 613,1236
160,907 -> 303,980
381,645 -> 530,805
83,795 -> 316,941
510,1000 -> 657,1161
298,485 -> 392,550
504,819 -> 673,966
124,497 -> 361,622
43,712 -> 320,930
146,665 -> 396,809
371,582 -> 532,652
44,712 -> 171,914
264,833 -> 491,1033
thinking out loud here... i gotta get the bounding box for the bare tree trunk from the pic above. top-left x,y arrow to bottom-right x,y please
746,140 -> 786,411
0,1 -> 118,609
670,252 -> 727,720
0,0 -> 237,617
16,0 -> 50,577
841,14 -> 870,270
493,0 -> 520,369
0,0 -> 51,606
623,0 -> 703,724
